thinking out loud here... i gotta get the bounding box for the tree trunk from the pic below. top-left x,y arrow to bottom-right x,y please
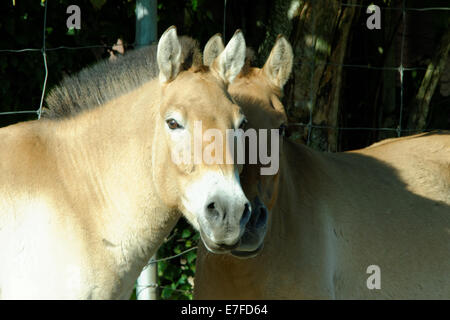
407,23 -> 450,130
258,0 -> 357,152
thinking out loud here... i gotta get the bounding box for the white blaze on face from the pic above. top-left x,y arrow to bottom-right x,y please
180,169 -> 248,242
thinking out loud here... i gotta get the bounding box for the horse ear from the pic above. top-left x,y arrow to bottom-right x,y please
157,26 -> 182,83
203,34 -> 225,66
262,35 -> 293,89
210,30 -> 246,84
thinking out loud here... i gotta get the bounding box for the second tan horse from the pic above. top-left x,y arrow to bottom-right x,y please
194,35 -> 450,299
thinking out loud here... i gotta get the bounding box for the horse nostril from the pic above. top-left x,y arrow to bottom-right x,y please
240,203 -> 251,225
255,206 -> 268,228
206,201 -> 221,220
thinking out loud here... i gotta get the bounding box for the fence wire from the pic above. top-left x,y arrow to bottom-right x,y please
1,0 -> 449,299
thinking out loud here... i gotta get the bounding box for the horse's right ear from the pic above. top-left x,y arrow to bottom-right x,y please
203,34 -> 225,66
157,26 -> 182,83
210,30 -> 246,84
262,35 -> 293,89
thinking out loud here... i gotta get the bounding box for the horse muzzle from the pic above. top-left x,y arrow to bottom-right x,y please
230,196 -> 268,259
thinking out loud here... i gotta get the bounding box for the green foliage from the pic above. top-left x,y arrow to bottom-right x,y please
157,219 -> 199,300
128,219 -> 198,300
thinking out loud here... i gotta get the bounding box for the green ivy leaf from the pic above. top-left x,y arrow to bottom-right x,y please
161,287 -> 173,299
193,232 -> 200,241
187,251 -> 196,264
181,228 -> 192,238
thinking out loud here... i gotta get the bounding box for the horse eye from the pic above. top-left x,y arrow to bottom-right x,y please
166,118 -> 181,130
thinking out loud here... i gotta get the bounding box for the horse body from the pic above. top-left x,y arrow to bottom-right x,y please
195,133 -> 450,299
0,28 -> 249,299
0,80 -> 178,299
194,35 -> 450,299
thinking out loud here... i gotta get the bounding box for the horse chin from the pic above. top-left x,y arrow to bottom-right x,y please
199,229 -> 240,254
230,243 -> 264,259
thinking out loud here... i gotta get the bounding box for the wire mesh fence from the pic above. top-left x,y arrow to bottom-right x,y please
2,1 -> 448,134
1,0 -> 449,299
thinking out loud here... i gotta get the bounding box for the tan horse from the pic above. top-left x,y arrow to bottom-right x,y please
0,27 -> 251,299
194,35 -> 450,299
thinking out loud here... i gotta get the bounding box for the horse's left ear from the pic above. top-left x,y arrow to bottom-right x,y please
203,33 -> 225,66
157,26 -> 182,83
210,30 -> 246,84
262,35 -> 293,89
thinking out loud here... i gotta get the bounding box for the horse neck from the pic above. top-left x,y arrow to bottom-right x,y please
194,141 -> 331,298
46,80 -> 180,274
265,140 -> 329,254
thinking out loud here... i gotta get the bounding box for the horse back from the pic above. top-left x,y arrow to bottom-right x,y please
354,131 -> 450,204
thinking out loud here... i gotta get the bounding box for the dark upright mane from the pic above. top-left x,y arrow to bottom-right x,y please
42,36 -> 202,119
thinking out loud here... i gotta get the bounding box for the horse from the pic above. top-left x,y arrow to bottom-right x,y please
194,34 -> 450,299
0,27 -> 251,299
